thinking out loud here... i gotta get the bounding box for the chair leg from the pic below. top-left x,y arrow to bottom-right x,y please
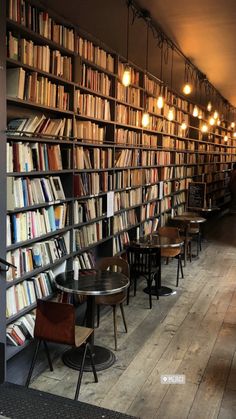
189,242 -> 192,262
147,279 -> 152,309
127,284 -> 131,305
176,257 -> 180,287
120,303 -> 128,333
199,233 -> 202,251
180,255 -> 184,279
154,272 -> 159,300
87,342 -> 98,384
25,339 -> 41,387
184,242 -> 187,267
113,305 -> 118,351
97,305 -> 100,328
43,341 -> 53,372
74,343 -> 88,400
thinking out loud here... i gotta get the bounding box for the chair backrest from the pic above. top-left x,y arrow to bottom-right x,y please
169,218 -> 191,235
126,245 -> 159,276
34,299 -> 75,345
96,256 -> 130,278
158,226 -> 180,239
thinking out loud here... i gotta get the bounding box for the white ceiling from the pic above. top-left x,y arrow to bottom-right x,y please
137,0 -> 236,107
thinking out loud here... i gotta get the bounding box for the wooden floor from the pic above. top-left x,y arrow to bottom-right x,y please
31,213 -> 236,419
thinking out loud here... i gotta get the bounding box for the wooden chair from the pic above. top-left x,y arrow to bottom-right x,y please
169,219 -> 192,266
126,245 -> 159,309
95,257 -> 130,351
158,226 -> 184,287
26,299 -> 98,399
183,212 -> 202,255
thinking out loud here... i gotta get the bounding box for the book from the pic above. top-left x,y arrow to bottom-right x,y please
7,67 -> 26,99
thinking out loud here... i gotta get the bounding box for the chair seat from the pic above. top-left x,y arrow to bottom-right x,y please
189,227 -> 199,234
95,291 -> 126,306
75,326 -> 94,347
161,248 -> 181,258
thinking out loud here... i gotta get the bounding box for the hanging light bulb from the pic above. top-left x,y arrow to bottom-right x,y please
157,95 -> 164,109
209,116 -> 215,126
193,105 -> 199,117
207,101 -> 212,112
122,3 -> 131,87
224,135 -> 228,142
122,65 -> 131,87
231,122 -> 235,129
198,110 -> 203,120
217,118 -> 221,126
233,131 -> 236,138
183,83 -> 192,95
142,112 -> 150,128
201,123 -> 208,133
213,110 -> 219,119
181,120 -> 187,130
168,107 -> 175,121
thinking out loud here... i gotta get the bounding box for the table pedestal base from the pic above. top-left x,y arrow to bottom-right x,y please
62,345 -> 116,372
143,285 -> 176,296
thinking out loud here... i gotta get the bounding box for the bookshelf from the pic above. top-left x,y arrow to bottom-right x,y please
1,0 -> 235,381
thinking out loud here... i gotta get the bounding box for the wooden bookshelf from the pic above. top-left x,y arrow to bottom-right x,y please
0,0 -> 235,381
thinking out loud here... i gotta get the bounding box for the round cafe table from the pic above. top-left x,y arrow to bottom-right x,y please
136,234 -> 184,296
55,269 -> 129,371
173,214 -> 206,224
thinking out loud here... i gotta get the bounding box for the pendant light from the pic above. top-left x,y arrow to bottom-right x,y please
193,105 -> 199,118
183,62 -> 192,95
207,102 -> 212,112
122,2 -> 131,87
157,42 -> 164,109
168,47 -> 175,121
209,116 -> 215,126
201,123 -> 208,133
142,16 -> 150,128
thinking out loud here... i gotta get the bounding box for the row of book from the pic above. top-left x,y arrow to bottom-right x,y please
114,169 -> 144,189
7,32 -> 73,81
116,105 -> 142,127
144,74 -> 163,97
147,96 -> 163,116
115,128 -> 141,146
143,184 -> 159,201
113,209 -> 138,234
74,197 -> 104,224
113,231 -> 130,255
7,142 -> 66,172
142,218 -> 159,236
173,192 -> 186,207
141,202 -> 160,221
6,234 -> 69,281
117,82 -> 141,108
74,173 -> 113,197
7,68 -> 70,110
6,270 -> 54,318
75,147 -> 113,170
76,91 -> 111,120
114,149 -> 173,167
114,188 -> 142,212
6,279 -> 36,318
7,312 -> 35,346
7,176 -> 65,210
7,204 -> 67,244
8,0 -> 75,50
161,196 -> 172,212
76,36 -> 114,73
175,153 -> 185,165
7,115 -> 73,138
75,219 -> 111,249
74,120 -> 105,142
81,64 -> 111,96
73,252 -> 95,270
